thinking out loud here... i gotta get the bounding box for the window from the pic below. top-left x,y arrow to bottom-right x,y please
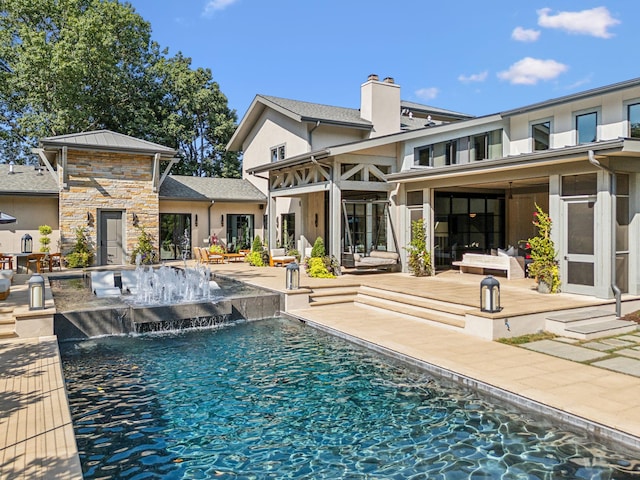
415,146 -> 432,166
445,140 -> 457,165
407,190 -> 423,206
576,112 -> 597,144
532,121 -> 550,151
159,214 -> 192,260
280,213 -> 295,250
561,173 -> 597,196
629,103 -> 640,138
270,144 -> 286,162
472,130 -> 502,161
226,214 -> 254,251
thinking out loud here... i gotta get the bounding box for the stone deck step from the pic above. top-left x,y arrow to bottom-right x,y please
356,295 -> 466,329
309,294 -> 357,306
359,285 -> 471,317
565,320 -> 638,341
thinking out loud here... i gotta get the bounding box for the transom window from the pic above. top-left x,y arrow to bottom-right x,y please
628,103 -> 640,138
532,121 -> 550,151
576,112 -> 597,144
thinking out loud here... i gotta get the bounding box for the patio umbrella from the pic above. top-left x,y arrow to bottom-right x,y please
0,212 -> 16,224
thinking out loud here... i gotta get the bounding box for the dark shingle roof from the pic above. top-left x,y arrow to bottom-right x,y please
259,95 -> 372,127
400,100 -> 474,119
159,176 -> 267,203
0,164 -> 58,195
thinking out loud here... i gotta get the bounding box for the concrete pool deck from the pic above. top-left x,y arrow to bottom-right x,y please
2,263 -> 640,477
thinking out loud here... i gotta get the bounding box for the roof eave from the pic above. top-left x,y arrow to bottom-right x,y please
386,139 -> 630,183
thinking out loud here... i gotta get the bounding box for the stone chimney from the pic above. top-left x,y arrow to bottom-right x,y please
360,74 -> 401,138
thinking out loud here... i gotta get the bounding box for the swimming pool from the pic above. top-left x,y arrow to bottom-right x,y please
60,318 -> 640,479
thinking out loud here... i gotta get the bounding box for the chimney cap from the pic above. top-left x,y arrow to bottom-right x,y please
367,74 -> 379,82
383,77 -> 395,84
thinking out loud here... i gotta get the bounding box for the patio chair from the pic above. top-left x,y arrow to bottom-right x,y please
0,254 -> 13,271
193,247 -> 202,264
90,271 -> 121,297
48,252 -> 62,271
26,253 -> 47,274
200,247 -> 224,264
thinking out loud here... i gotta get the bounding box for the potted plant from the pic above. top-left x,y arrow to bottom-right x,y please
527,204 -> 560,293
405,218 -> 433,277
38,225 -> 52,253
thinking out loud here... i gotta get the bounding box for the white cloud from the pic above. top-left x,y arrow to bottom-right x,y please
415,87 -> 439,101
511,26 -> 540,42
537,6 -> 620,38
458,71 -> 488,83
202,0 -> 239,17
497,57 -> 568,85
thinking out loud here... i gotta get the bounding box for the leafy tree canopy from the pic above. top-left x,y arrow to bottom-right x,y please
0,0 -> 241,177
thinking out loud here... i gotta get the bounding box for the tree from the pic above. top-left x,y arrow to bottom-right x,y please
0,0 -> 157,161
152,53 -> 241,178
405,218 -> 433,277
0,0 -> 241,178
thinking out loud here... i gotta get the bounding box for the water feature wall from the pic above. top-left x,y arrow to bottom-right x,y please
52,268 -> 281,340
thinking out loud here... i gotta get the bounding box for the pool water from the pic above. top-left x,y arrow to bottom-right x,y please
60,319 -> 640,479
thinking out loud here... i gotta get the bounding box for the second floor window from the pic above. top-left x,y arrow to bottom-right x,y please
270,144 -> 286,162
415,146 -> 432,166
472,130 -> 502,161
629,103 -> 640,138
576,112 -> 597,144
532,121 -> 550,151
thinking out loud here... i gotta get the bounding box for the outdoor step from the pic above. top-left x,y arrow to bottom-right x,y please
565,320 -> 638,341
355,295 -> 466,329
358,285 -> 471,317
309,287 -> 360,299
0,314 -> 15,326
309,294 -> 356,307
547,309 -> 614,324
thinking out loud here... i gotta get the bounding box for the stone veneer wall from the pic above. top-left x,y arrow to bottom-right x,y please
59,149 -> 159,265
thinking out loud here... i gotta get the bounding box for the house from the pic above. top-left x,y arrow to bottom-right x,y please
0,130 -> 266,265
227,74 -> 471,254
229,75 -> 640,299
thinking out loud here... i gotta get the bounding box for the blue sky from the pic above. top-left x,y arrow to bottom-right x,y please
126,1 -> 638,120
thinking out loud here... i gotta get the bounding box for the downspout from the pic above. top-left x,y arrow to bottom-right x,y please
308,120 -> 321,150
588,150 -> 621,318
208,200 -> 215,240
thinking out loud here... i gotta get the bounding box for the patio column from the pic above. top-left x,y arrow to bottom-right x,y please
268,194 -> 277,251
329,170 -> 341,259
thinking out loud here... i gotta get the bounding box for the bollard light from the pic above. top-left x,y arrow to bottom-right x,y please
480,275 -> 502,313
286,262 -> 300,290
28,273 -> 45,310
21,233 -> 33,253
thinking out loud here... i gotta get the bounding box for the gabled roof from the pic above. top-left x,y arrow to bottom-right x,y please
227,94 -> 473,152
39,130 -> 177,157
159,176 -> 267,203
0,164 -> 58,195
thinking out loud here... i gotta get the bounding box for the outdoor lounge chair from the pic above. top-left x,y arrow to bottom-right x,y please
200,247 -> 224,264
90,271 -> 121,297
269,248 -> 296,267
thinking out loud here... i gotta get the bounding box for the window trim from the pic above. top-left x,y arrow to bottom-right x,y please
573,108 -> 600,145
270,143 -> 286,163
530,118 -> 552,152
414,145 -> 433,167
624,99 -> 640,138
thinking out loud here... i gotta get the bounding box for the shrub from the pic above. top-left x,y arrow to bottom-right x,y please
130,226 -> 157,265
245,251 -> 265,267
307,257 -> 335,278
65,227 -> 94,268
209,244 -> 225,255
252,235 -> 264,253
311,237 -> 325,258
527,204 -> 560,293
405,218 -> 433,277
